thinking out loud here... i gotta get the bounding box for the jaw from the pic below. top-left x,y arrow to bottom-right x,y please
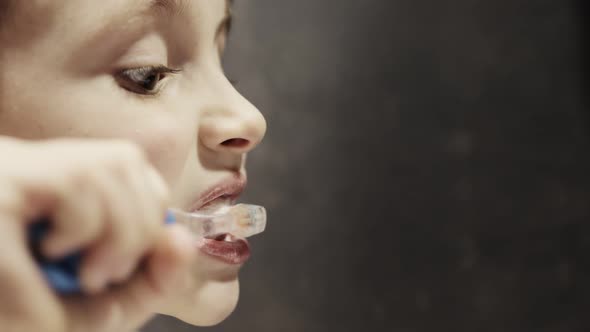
155,225 -> 244,326
159,278 -> 240,326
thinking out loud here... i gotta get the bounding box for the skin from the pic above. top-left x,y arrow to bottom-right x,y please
0,0 -> 266,329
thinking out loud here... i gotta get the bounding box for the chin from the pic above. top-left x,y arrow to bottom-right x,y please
171,278 -> 241,326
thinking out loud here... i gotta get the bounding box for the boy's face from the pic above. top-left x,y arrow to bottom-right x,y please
0,0 -> 266,326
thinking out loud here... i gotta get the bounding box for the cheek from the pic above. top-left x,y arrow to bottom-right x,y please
0,68 -> 196,188
131,116 -> 195,188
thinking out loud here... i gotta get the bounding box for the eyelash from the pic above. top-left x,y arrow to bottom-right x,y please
116,65 -> 239,96
116,65 -> 182,96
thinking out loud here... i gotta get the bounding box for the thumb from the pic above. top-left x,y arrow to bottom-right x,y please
63,226 -> 195,332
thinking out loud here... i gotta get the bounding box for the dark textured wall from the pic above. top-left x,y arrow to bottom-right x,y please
145,0 -> 589,331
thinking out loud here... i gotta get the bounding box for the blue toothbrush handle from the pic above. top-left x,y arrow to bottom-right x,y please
29,211 -> 177,295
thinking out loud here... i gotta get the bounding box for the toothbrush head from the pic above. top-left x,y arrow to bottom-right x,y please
225,204 -> 267,237
169,204 -> 267,238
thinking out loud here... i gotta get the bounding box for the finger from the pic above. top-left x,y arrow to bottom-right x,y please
63,226 -> 195,332
41,178 -> 103,259
79,169 -> 138,294
108,163 -> 162,283
145,225 -> 195,293
145,165 -> 169,208
0,215 -> 65,332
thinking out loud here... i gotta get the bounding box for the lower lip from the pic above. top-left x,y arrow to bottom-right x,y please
198,234 -> 251,265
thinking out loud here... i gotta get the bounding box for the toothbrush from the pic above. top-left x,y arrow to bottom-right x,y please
29,204 -> 266,294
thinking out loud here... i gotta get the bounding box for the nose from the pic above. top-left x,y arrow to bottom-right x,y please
198,82 -> 267,155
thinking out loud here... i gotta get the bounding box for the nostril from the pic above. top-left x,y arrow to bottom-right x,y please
221,138 -> 250,148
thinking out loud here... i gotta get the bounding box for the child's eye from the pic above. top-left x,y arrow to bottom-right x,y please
116,65 -> 181,95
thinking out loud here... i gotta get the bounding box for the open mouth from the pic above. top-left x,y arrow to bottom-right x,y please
206,233 -> 238,242
200,232 -> 251,264
190,174 -> 251,264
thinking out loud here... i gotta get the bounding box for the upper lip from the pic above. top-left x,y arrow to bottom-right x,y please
188,173 -> 247,212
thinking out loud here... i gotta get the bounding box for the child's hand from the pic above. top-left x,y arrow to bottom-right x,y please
5,138 -> 171,292
0,137 -> 194,331
63,224 -> 195,332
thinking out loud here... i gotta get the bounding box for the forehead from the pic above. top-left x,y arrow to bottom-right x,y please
3,0 -> 229,48
6,0 -> 229,27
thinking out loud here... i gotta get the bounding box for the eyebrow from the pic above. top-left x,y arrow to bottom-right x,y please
151,0 -> 233,36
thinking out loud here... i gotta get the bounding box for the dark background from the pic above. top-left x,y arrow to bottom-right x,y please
145,0 -> 589,331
